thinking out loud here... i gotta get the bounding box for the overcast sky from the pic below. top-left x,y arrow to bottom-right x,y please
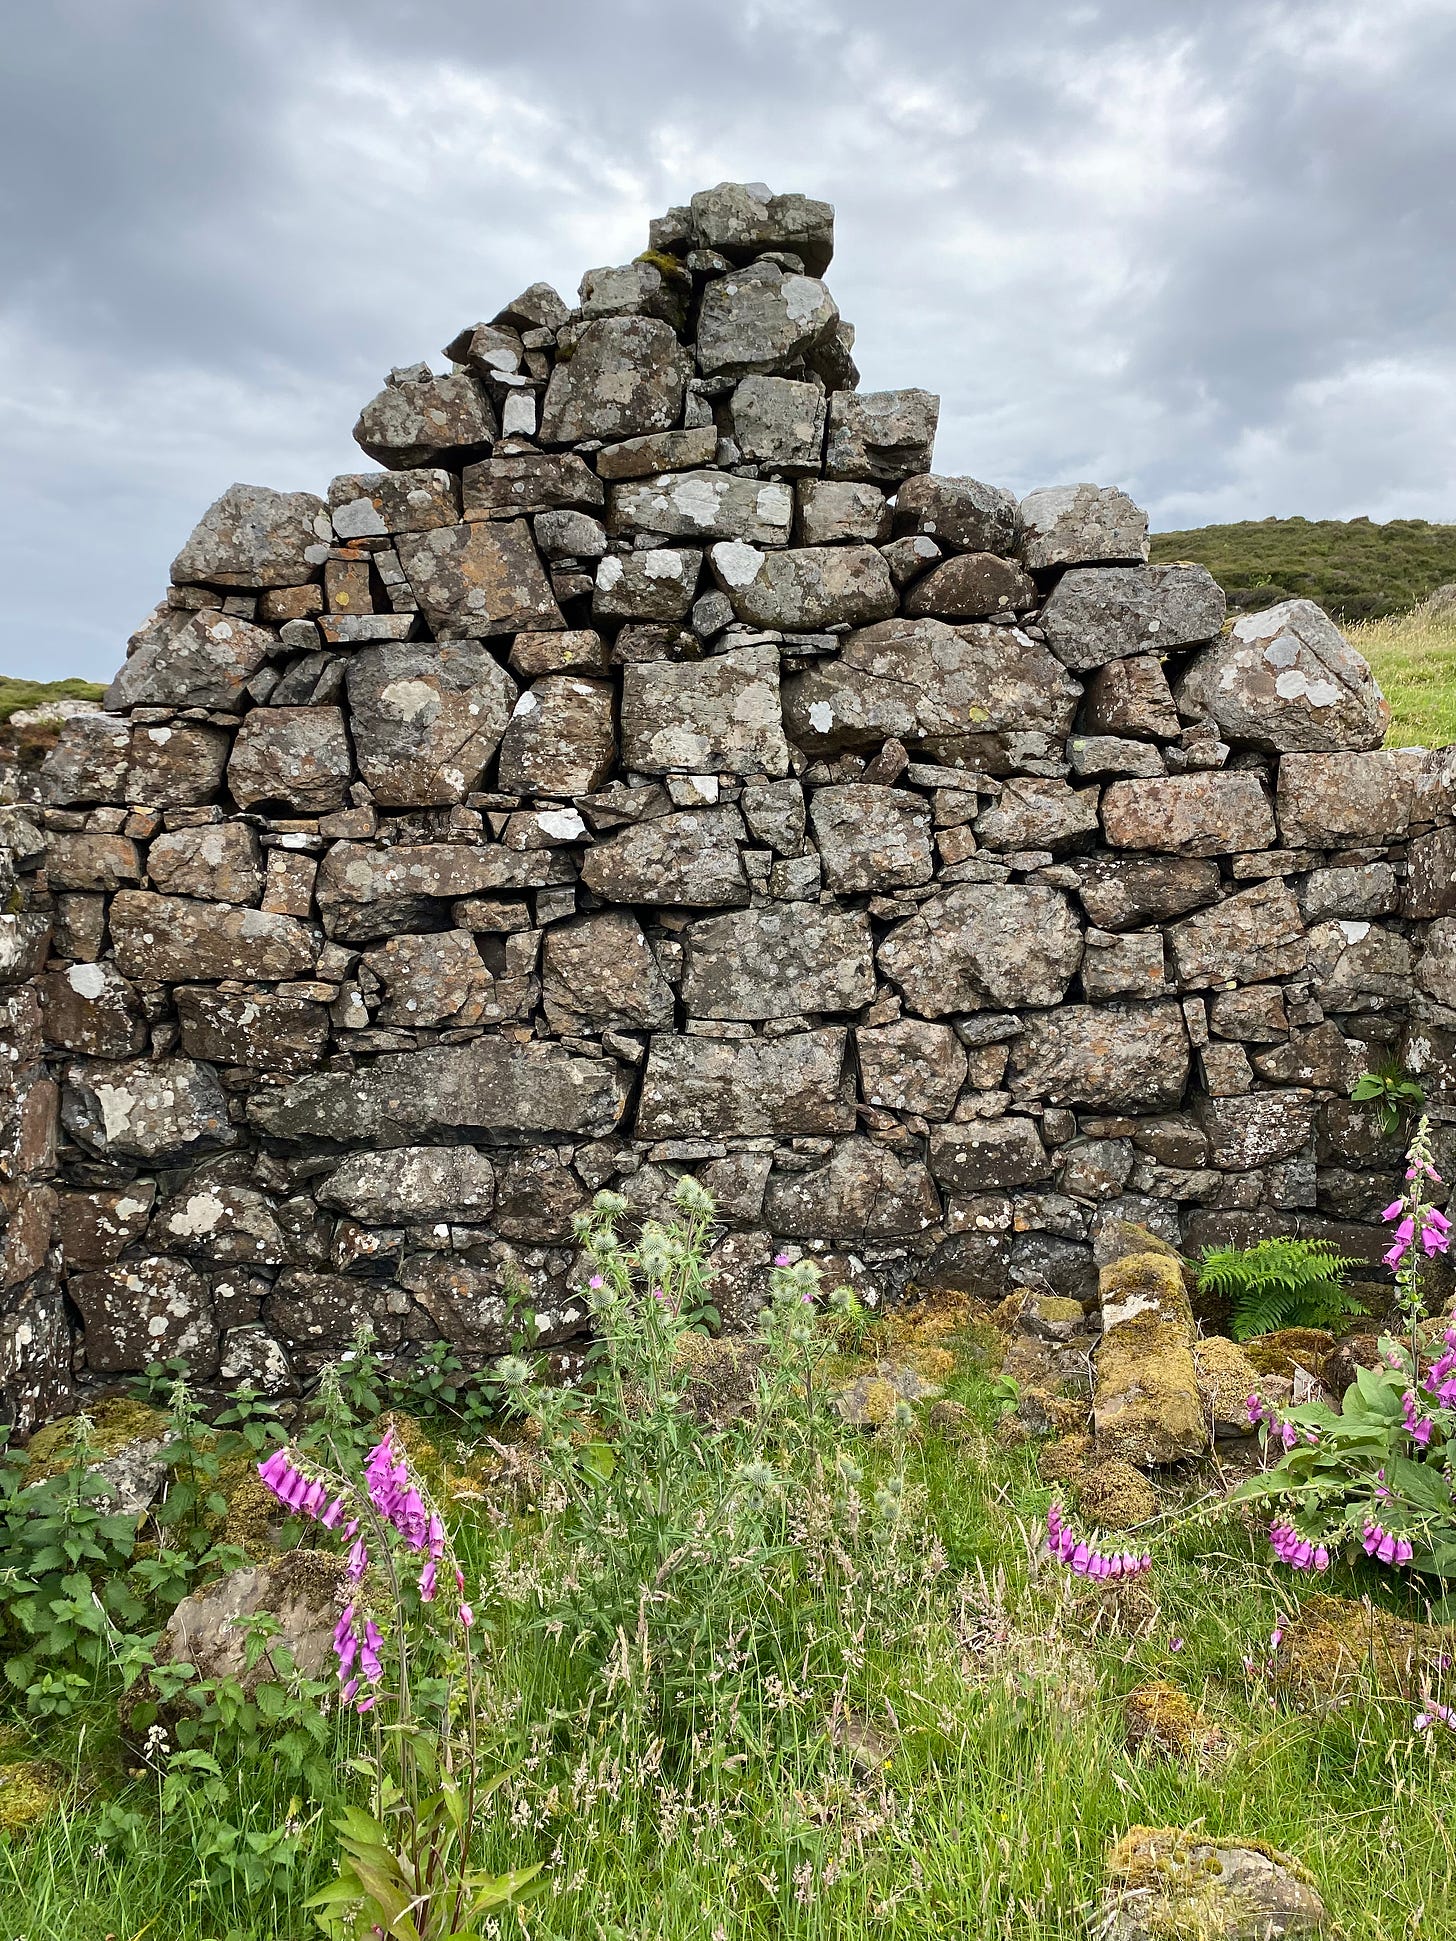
4,0 -> 1455,683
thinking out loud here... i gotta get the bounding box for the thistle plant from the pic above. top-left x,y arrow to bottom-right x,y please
253,1426 -> 539,1939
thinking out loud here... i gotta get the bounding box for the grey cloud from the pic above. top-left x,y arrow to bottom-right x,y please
2,0 -> 1453,679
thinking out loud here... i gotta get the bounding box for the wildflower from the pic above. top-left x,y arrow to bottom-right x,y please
419,1559 -> 437,1601
1044,1504 -> 1151,1579
1415,1698 -> 1456,1732
1402,1391 -> 1434,1446
494,1354 -> 532,1389
588,1274 -> 605,1291
1267,1519 -> 1331,1571
773,1252 -> 792,1268
1169,1638 -> 1184,1653
459,1603 -> 475,1629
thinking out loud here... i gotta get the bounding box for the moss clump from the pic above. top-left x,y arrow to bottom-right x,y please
633,248 -> 692,283
1095,1254 -> 1206,1466
0,1760 -> 66,1833
26,1400 -> 167,1482
1079,1460 -> 1158,1531
1242,1328 -> 1335,1383
1192,1335 -> 1262,1428
1274,1593 -> 1452,1703
1123,1682 -> 1223,1764
216,1450 -> 282,1556
1038,1434 -> 1095,1487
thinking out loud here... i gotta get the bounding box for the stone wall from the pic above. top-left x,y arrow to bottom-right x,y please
3,181 -> 1455,1427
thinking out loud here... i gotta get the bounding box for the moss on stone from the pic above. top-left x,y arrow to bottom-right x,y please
1095,1253 -> 1206,1466
633,248 -> 692,283
1242,1328 -> 1335,1383
0,1760 -> 66,1833
1123,1681 -> 1223,1763
1274,1593 -> 1452,1703
1192,1335 -> 1262,1430
25,1399 -> 167,1482
1078,1460 -> 1158,1530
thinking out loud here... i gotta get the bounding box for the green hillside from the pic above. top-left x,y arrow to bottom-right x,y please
0,675 -> 104,724
1150,516 -> 1456,622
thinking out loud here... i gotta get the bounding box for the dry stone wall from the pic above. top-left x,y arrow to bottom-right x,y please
3,181 -> 1456,1427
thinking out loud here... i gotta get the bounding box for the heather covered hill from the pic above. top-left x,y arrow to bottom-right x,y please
1150,516 -> 1456,622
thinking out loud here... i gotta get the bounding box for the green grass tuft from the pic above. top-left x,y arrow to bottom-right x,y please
0,675 -> 105,725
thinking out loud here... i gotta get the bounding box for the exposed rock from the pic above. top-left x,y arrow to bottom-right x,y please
346,641 -> 517,806
147,822 -> 263,903
731,376 -> 827,473
689,183 -> 835,276
70,1254 -> 218,1374
856,1018 -> 967,1117
62,1056 -> 235,1162
1040,564 -> 1224,671
170,484 -> 331,588
107,607 -> 274,710
540,316 -> 689,443
157,1554 -> 349,1693
497,677 -> 616,795
397,520 -> 562,638
609,471 -> 792,546
1100,1827 -> 1324,1940
696,262 -> 839,378
637,1030 -> 854,1138
110,890 -> 317,982
317,1146 -> 496,1222
878,883 -> 1083,1014
1017,485 -> 1148,571
541,910 -> 676,1031
1009,1002 -> 1190,1111
1102,773 -> 1275,855
594,427 -> 717,482
621,644 -> 787,776
1176,598 -> 1389,752
354,371 -> 495,468
708,541 -> 896,630
1168,880 -> 1307,989
682,903 -> 875,1018
1275,749 -> 1419,847
891,475 -> 1019,555
580,806 -> 749,906
809,783 -> 933,892
226,707 -> 352,813
824,389 -> 939,484
1094,1249 -> 1207,1464
151,1185 -> 285,1266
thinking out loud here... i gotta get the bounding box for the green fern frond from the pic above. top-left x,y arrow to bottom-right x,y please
1196,1238 -> 1366,1342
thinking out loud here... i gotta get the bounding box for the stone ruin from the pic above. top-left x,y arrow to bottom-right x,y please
2,180 -> 1455,1432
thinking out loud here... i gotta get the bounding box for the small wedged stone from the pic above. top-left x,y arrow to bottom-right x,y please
1176,599 -> 1389,753
170,484 -> 332,589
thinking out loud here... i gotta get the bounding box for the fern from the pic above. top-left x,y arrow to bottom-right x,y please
1196,1237 -> 1367,1342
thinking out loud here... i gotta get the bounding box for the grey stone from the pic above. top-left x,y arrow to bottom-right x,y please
1169,881 -> 1308,989
43,832 -> 141,892
176,989 -> 328,1074
594,427 -> 719,481
497,677 -> 616,796
227,707 -> 352,813
127,721 -> 232,807
1008,1002 -> 1191,1110
170,483 -> 332,589
903,552 -> 1036,621
878,883 -> 1083,1015
150,1185 -> 285,1267
974,778 -> 1100,852
250,1040 -> 627,1144
730,376 -> 826,473
891,475 -> 1019,556
539,317 -> 689,444
1072,856 -> 1222,929
763,1139 -> 940,1240
71,1256 -> 217,1375
621,643 -> 788,777
593,548 -> 701,623
1081,929 -> 1167,1001
39,714 -> 131,805
809,783 -> 934,892
541,910 -> 676,1030
1083,655 -> 1181,738
578,261 -> 685,324
397,520 -> 562,638
37,962 -> 147,1058
533,510 -> 610,565
682,903 -> 875,1019
147,822 -> 263,904
608,472 -> 793,547
1252,1022 -> 1357,1091
689,183 -> 835,276
316,841 -> 570,941
1017,484 -> 1149,571
1100,1828 -> 1325,1941
1276,749 -> 1420,847
1068,735 -> 1165,779
855,1019 -> 967,1116
1417,918 -> 1456,1009
1176,599 -> 1390,753
708,541 -> 896,630
1408,826 -> 1456,919
740,776 -> 806,852
1102,772 -> 1275,855
929,1118 -> 1052,1192
110,889 -> 318,982
327,468 -> 458,538
580,806 -> 749,906
824,389 -> 939,484
62,1055 -> 235,1162
1040,564 -> 1224,672
1296,862 -> 1401,923
318,1146 -> 496,1222
783,616 -> 1081,754
1305,918 -> 1413,1010
1196,1092 -> 1317,1170
360,929 -> 496,1027
107,607 -> 274,711
795,481 -> 890,546
346,641 -> 517,806
696,261 -> 839,379
463,450 -> 604,520
353,371 -> 495,468
637,1029 -> 854,1138
492,281 -> 571,333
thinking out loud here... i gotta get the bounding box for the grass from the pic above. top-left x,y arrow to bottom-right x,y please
1349,607 -> 1456,749
0,676 -> 104,725
1,1311 -> 1453,1941
1151,516 -> 1456,622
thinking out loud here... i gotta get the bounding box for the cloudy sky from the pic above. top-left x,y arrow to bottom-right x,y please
4,0 -> 1454,682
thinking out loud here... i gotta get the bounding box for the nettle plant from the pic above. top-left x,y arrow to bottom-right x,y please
1238,1117 -> 1456,1600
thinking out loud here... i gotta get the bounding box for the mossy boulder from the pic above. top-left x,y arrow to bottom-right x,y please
1274,1593 -> 1452,1704
1123,1682 -> 1224,1765
154,1551 -> 349,1695
0,1759 -> 66,1834
1102,1825 -> 1324,1938
1038,1434 -> 1158,1528
1242,1329 -> 1335,1384
1193,1336 -> 1262,1438
26,1399 -> 169,1514
1094,1253 -> 1208,1466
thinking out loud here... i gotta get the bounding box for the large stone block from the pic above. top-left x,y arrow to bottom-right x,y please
824,390 -> 939,484
593,548 -> 701,623
359,929 -> 496,1027
637,1030 -> 854,1138
1275,749 -> 1420,847
37,963 -> 147,1058
730,376 -> 826,473
783,616 -> 1081,754
170,483 -> 331,589
878,883 -> 1083,1015
43,833 -> 141,893
807,787 -> 935,894
608,472 -> 792,547
353,371 -> 495,468
891,474 -> 1019,556
1304,919 -> 1413,1010
249,1041 -> 627,1144
1017,485 -> 1148,571
147,822 -> 263,904
1040,564 -> 1224,671
328,468 -> 459,538
1196,1091 -> 1316,1169
42,716 -> 229,809
1008,1002 -> 1191,1110
316,841 -> 570,942
580,807 -> 749,906
62,1056 -> 236,1162
929,1118 -> 1052,1192
346,641 -> 517,806
227,707 -> 352,813
496,677 -> 616,796
541,910 -> 675,1030
318,1146 -> 496,1223
621,644 -> 788,777
397,520 -> 562,638
689,183 -> 835,276
175,989 -> 329,1074
903,553 -> 1036,620
696,262 -> 839,379
107,607 -> 274,710
795,480 -> 891,546
1407,826 -> 1456,919
539,316 -> 689,443
71,1256 -> 218,1376
1101,772 -> 1275,855
1168,881 -> 1308,989
855,1018 -> 967,1117
1083,655 -> 1181,738
110,889 -> 318,982
708,541 -> 896,630
681,903 -> 875,1019
974,778 -> 1100,852
763,1138 -> 940,1240
462,451 -> 603,520
1072,856 -> 1221,930
1176,599 -> 1389,752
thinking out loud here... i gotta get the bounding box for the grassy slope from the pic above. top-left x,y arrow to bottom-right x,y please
1350,609 -> 1456,749
0,675 -> 105,724
1,1336 -> 1451,1940
1150,516 -> 1456,622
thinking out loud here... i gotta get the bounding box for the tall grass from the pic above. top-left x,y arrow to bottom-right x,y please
1349,605 -> 1456,750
